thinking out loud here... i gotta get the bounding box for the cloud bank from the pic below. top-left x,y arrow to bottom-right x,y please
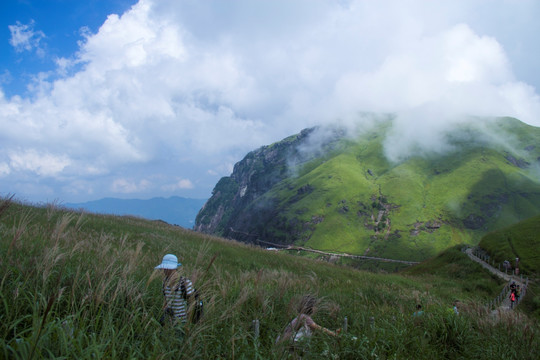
1,0 -> 540,201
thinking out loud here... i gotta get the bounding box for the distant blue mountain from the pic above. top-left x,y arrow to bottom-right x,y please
64,196 -> 207,229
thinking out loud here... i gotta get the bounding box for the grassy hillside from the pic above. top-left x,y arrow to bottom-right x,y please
1,197 -> 539,359
199,116 -> 540,263
478,214 -> 540,276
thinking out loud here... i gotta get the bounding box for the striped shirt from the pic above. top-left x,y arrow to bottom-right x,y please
163,277 -> 194,323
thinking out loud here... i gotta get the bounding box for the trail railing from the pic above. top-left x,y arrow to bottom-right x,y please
486,278 -> 529,310
471,247 -> 525,279
463,246 -> 529,311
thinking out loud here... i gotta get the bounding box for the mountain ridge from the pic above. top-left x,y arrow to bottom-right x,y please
195,116 -> 540,261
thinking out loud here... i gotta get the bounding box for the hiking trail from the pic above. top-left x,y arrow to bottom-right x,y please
465,247 -> 528,314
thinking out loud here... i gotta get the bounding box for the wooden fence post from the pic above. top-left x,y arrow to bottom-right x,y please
343,317 -> 348,333
253,319 -> 260,340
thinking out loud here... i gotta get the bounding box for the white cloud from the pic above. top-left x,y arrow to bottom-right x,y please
356,23 -> 540,162
62,179 -> 96,198
332,23 -> 530,118
8,20 -> 46,55
9,149 -> 70,177
111,178 -> 151,193
1,0 -> 540,202
162,178 -> 194,191
0,162 -> 10,177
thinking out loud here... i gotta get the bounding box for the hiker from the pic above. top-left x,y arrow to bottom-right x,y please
452,300 -> 460,315
510,281 -> 517,293
413,304 -> 424,317
503,260 -> 511,273
510,290 -> 516,309
155,254 -> 194,326
276,295 -> 340,348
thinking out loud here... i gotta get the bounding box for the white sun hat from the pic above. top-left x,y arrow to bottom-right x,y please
155,254 -> 181,269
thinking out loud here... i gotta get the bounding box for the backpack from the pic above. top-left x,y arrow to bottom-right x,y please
178,277 -> 204,323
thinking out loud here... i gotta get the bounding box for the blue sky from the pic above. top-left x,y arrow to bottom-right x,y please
1,0 -> 540,204
0,0 -> 135,96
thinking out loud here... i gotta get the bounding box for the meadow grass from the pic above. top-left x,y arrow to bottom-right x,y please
1,196 -> 539,359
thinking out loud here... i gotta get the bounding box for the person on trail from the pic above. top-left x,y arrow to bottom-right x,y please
510,281 -> 517,293
452,300 -> 460,315
276,295 -> 340,350
503,260 -> 511,273
155,254 -> 194,326
510,290 -> 516,309
413,304 -> 424,317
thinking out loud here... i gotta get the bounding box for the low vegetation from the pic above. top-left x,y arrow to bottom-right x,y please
1,196 -> 538,359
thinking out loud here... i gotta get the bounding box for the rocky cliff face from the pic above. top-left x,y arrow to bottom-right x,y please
195,127 -> 336,242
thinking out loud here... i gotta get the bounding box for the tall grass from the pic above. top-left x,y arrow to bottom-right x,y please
1,197 -> 539,359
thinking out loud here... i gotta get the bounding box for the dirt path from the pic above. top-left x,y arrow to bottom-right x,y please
259,239 -> 420,265
287,245 -> 420,265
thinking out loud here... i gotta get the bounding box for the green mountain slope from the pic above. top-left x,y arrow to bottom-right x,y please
195,117 -> 540,262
